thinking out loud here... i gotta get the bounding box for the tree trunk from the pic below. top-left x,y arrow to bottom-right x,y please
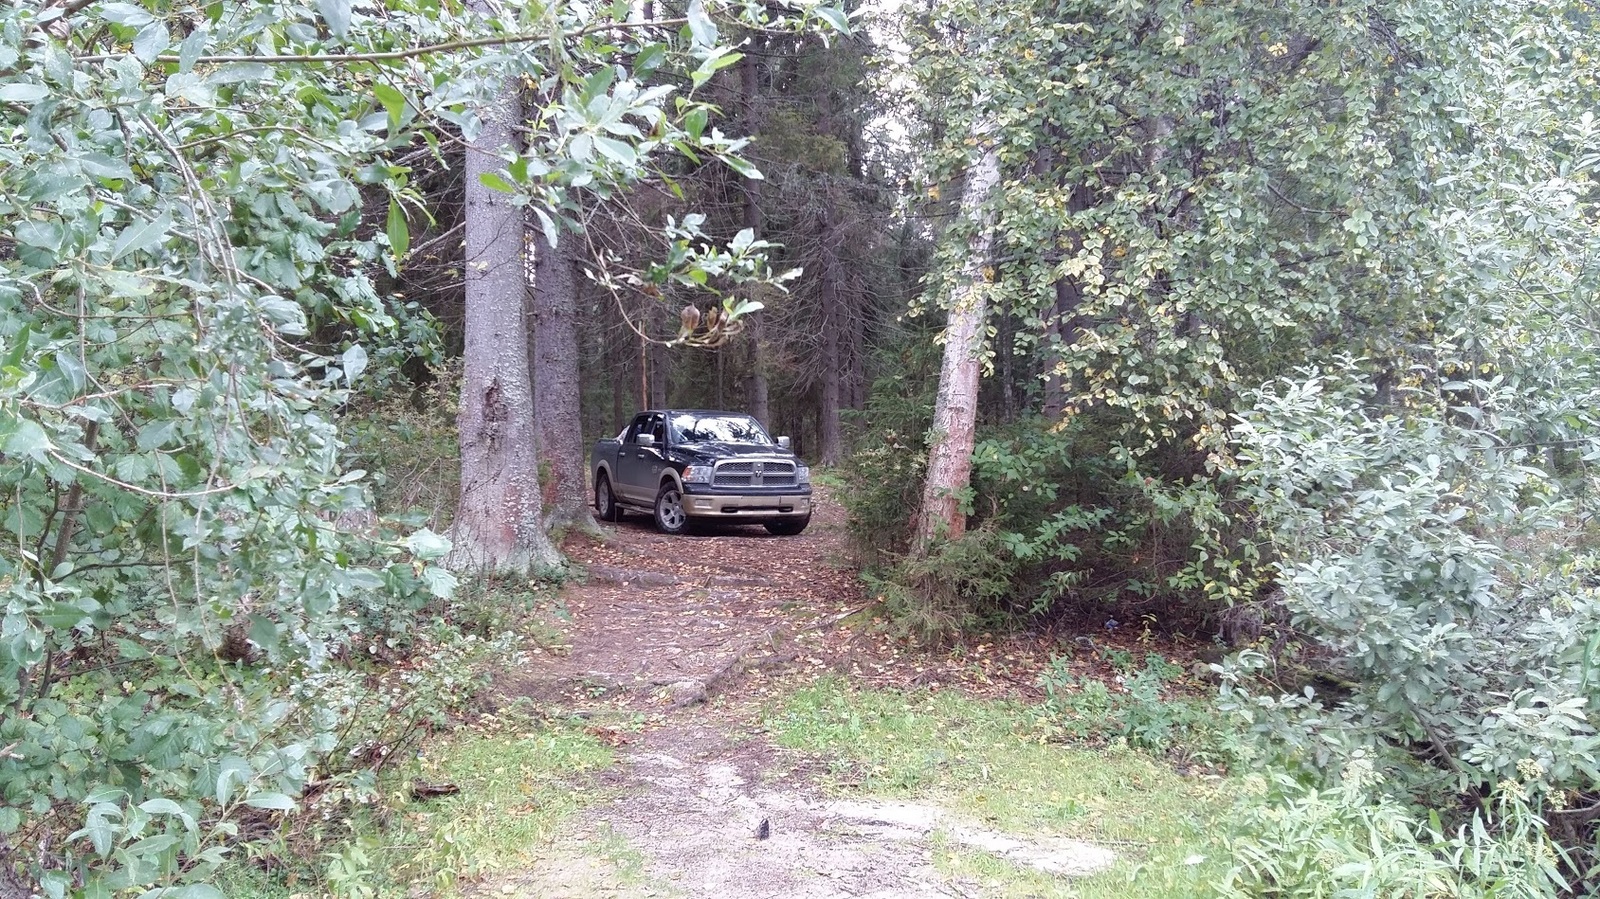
649,327 -> 670,408
817,202 -> 844,465
1042,276 -> 1084,419
449,73 -> 561,573
912,137 -> 1001,554
530,237 -> 593,531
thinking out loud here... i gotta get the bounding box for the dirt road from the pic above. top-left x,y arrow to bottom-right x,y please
489,487 -> 1115,898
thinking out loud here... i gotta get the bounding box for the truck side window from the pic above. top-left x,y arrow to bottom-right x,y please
626,415 -> 650,444
651,420 -> 666,446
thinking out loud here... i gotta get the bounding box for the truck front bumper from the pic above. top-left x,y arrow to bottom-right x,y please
681,488 -> 812,519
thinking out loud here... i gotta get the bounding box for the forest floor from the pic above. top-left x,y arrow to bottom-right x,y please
477,485 -> 1224,898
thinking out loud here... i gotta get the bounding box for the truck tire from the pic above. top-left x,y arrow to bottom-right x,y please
653,482 -> 689,535
595,472 -> 622,522
765,515 -> 810,536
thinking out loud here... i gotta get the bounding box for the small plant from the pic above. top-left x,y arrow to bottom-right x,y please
1099,647 -> 1135,672
1037,653 -> 1239,768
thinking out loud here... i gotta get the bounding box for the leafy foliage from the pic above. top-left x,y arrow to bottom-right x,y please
1037,651 -> 1239,767
1220,765 -> 1568,898
0,0 -> 840,889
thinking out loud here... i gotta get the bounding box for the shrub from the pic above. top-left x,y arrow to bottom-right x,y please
1225,360 -> 1600,886
1220,763 -> 1568,898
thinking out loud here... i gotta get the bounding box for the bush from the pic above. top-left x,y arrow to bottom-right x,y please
1220,763 -> 1568,898
1224,361 -> 1600,886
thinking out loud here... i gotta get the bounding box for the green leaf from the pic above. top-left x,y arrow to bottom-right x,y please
169,887 -> 225,899
684,107 -> 708,141
80,154 -> 133,181
0,83 -> 48,104
316,0 -> 352,38
478,172 -> 516,193
635,43 -> 667,75
215,757 -> 250,805
69,804 -> 119,858
137,798 -> 185,817
341,345 -> 367,383
110,212 -> 173,262
690,49 -> 741,88
132,21 -> 170,63
534,208 -> 558,247
178,27 -> 208,73
386,199 -> 409,259
686,0 -> 718,48
2,419 -> 52,462
373,83 -> 405,134
582,66 -> 617,104
594,136 -> 637,167
98,2 -> 155,26
814,5 -> 850,32
422,566 -> 457,599
405,528 -> 451,561
722,154 -> 764,181
15,219 -> 61,252
243,792 -> 296,811
3,325 -> 29,369
0,808 -> 20,834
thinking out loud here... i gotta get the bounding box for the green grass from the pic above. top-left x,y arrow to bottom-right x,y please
221,719 -> 615,898
763,677 -> 1232,898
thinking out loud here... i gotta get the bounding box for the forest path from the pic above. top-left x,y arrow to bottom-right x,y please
487,485 -> 1114,898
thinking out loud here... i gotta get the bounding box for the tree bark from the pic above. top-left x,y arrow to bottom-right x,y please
817,201 -> 844,465
912,136 -> 1001,554
449,72 -> 561,573
530,236 -> 593,530
649,327 -> 670,408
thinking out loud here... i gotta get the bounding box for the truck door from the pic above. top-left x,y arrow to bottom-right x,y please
616,412 -> 662,502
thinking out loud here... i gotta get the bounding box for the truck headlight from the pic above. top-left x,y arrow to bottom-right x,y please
683,465 -> 712,484
796,465 -> 810,486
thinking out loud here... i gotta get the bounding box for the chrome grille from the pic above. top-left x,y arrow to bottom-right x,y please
712,459 -> 797,488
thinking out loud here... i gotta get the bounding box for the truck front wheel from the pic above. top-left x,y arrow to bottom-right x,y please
654,483 -> 689,535
595,472 -> 622,522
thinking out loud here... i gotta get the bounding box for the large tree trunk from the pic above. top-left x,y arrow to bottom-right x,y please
912,138 -> 1001,554
817,201 -> 844,465
449,74 -> 561,573
530,237 -> 593,531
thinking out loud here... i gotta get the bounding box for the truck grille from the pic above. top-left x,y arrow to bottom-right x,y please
713,459 -> 797,488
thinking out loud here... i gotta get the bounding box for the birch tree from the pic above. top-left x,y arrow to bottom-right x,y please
911,137 -> 1000,552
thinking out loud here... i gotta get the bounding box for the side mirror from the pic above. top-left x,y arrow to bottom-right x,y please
777,436 -> 791,450
636,434 -> 656,448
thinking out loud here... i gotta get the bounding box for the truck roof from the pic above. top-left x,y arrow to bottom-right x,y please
635,409 -> 760,417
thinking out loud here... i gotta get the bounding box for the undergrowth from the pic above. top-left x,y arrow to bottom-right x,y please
764,677 -> 1231,898
1035,650 -> 1244,770
215,574 -> 589,898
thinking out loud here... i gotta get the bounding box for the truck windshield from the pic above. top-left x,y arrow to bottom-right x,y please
669,413 -> 772,445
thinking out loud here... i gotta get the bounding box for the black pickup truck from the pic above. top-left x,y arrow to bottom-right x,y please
590,409 -> 812,535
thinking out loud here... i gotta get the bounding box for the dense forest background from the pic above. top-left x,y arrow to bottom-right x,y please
2,0 -> 1599,895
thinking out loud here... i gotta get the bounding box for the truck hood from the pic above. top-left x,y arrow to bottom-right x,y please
675,442 -> 794,460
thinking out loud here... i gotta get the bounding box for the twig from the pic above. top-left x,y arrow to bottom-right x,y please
78,19 -> 690,65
